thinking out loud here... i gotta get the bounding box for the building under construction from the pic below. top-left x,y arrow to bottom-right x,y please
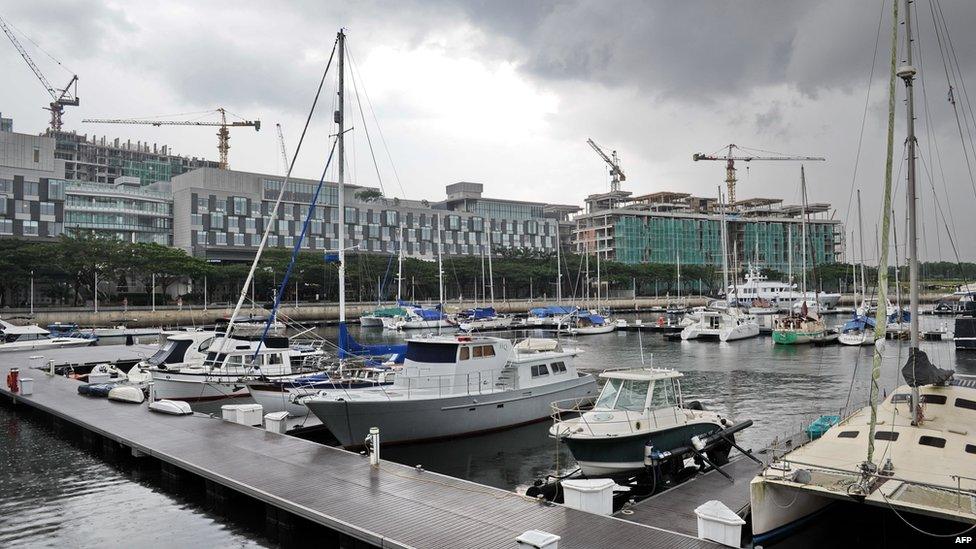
573,191 -> 844,272
47,130 -> 218,186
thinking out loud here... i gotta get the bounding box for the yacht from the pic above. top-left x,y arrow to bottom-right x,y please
680,308 -> 760,342
298,334 -> 597,447
394,305 -> 454,330
771,308 -> 828,345
525,305 -> 577,328
0,319 -> 94,352
359,305 -> 408,328
148,334 -> 323,401
550,368 -> 747,477
246,365 -> 396,417
727,265 -> 841,311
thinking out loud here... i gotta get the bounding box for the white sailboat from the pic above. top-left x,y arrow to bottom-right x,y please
751,4 -> 973,542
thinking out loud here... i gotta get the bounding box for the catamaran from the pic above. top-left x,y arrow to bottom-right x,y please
751,5 -> 974,542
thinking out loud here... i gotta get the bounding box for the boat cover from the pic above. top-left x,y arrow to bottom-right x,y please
529,305 -> 577,317
371,307 -> 407,318
337,322 -> 407,361
581,314 -> 607,325
842,315 -> 877,332
888,309 -> 911,323
902,348 -> 954,387
459,307 -> 497,320
412,307 -> 445,320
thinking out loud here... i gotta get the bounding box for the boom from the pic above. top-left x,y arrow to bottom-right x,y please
587,138 -> 626,192
693,144 -> 825,206
83,108 -> 260,169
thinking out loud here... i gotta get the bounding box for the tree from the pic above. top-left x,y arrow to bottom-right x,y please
354,189 -> 383,202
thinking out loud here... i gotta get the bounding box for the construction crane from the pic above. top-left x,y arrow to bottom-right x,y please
0,15 -> 80,131
587,138 -> 626,192
83,108 -> 260,169
693,144 -> 825,206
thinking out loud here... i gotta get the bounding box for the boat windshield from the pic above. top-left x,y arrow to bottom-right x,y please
595,378 -> 650,411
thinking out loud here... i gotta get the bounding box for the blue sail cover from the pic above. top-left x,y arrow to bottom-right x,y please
529,305 -> 577,318
583,314 -> 607,325
842,315 -> 877,332
459,307 -> 497,320
413,307 -> 445,320
888,309 -> 911,323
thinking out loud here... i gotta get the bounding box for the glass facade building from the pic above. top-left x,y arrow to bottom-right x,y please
64,178 -> 173,244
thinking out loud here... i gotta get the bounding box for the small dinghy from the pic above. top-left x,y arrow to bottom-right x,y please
79,382 -> 118,397
108,385 -> 145,404
148,399 -> 193,416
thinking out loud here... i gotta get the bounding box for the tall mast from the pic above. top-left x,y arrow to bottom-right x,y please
718,186 -> 729,298
487,226 -> 495,306
596,248 -> 602,309
857,190 -> 867,307
800,167 -> 808,299
556,230 -> 562,303
787,224 -> 793,286
337,29 -> 346,324
893,211 -> 902,316
396,225 -> 403,301
900,0 -> 921,424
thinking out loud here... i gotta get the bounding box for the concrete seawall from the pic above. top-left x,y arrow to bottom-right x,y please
1,293 -> 945,328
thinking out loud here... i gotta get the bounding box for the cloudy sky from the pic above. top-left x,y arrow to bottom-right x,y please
2,0 -> 976,261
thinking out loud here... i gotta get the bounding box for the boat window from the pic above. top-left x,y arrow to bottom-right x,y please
837,431 -> 859,439
919,436 -> 946,448
198,337 -> 213,352
967,444 -> 976,454
473,346 -> 484,358
268,353 -> 283,365
482,345 -> 495,357
595,379 -> 621,409
406,342 -> 460,364
649,380 -> 672,408
531,364 -> 549,377
955,398 -> 976,411
459,347 -> 470,360
891,394 -> 911,403
204,352 -> 227,367
616,380 -> 650,411
920,394 -> 947,405
225,354 -> 244,366
551,362 -> 567,373
874,431 -> 899,441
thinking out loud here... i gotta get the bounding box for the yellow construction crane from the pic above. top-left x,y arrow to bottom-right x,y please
693,144 -> 825,206
83,108 -> 260,169
0,14 -> 80,131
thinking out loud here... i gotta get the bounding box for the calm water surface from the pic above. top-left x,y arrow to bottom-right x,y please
1,312 -> 971,546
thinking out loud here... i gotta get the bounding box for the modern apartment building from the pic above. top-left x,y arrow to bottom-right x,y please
64,177 -> 173,245
574,191 -> 844,272
171,171 -> 561,261
0,128 -> 66,240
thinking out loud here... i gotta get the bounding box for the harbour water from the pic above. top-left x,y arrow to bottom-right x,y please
1,312 -> 970,546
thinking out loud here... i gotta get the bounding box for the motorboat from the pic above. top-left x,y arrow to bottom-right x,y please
550,367 -> 748,478
837,314 -> 876,346
0,319 -> 94,352
680,309 -> 760,342
298,335 -> 597,447
559,312 -> 616,335
148,334 -> 324,402
359,305 -> 408,327
456,307 -> 514,332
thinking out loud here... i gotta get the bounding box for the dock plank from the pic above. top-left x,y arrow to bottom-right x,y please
0,366 -> 716,549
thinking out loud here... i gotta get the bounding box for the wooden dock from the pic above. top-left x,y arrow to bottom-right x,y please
0,363 -> 716,549
617,454 -> 761,537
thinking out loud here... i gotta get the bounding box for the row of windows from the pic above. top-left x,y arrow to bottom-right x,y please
459,345 -> 496,360
531,362 -> 568,378
66,195 -> 171,214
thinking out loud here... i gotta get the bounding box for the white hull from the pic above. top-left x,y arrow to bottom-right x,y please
563,325 -> 616,335
459,317 -> 514,332
359,316 -> 385,327
0,337 -> 93,352
838,331 -> 873,346
150,371 -> 250,402
750,477 -> 833,543
397,319 -> 454,330
247,385 -> 318,417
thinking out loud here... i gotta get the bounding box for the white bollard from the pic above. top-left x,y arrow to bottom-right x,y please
369,427 -> 380,467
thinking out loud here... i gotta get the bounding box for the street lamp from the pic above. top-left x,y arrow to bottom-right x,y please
29,270 -> 34,315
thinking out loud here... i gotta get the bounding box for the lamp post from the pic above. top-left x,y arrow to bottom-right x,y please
151,273 -> 156,312
29,270 -> 34,315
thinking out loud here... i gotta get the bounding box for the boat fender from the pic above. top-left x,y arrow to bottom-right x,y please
792,469 -> 812,484
691,435 -> 706,451
720,417 -> 729,427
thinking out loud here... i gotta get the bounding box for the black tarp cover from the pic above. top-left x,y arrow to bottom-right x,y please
901,347 -> 954,387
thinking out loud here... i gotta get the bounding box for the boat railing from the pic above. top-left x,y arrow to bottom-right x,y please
397,369 -> 505,399
551,397 -> 656,437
